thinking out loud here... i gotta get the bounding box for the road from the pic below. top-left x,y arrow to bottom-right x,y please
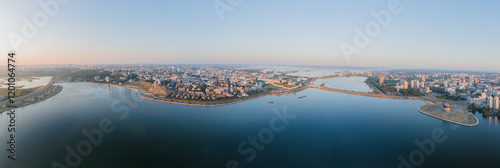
0,78 -> 56,106
310,85 -> 423,100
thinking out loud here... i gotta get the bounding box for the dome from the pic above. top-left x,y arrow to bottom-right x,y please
443,103 -> 451,108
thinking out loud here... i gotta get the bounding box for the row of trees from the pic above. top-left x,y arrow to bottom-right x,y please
65,70 -> 112,82
437,94 -> 466,101
398,88 -> 425,96
468,103 -> 500,117
430,87 -> 447,94
365,77 -> 396,94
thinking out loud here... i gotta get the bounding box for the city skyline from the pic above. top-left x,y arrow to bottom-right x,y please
1,0 -> 499,71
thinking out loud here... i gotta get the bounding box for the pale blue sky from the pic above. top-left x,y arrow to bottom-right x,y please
1,0 -> 499,71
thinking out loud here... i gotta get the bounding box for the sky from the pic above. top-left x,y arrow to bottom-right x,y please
1,0 -> 499,72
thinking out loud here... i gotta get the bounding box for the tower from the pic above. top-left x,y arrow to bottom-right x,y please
379,76 -> 385,85
487,96 -> 494,108
494,96 -> 500,110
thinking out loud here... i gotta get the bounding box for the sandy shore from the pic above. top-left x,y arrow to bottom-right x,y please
311,85 -> 423,100
89,82 -> 285,107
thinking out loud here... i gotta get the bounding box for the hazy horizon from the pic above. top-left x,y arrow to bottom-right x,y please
2,0 -> 499,71
6,63 -> 500,74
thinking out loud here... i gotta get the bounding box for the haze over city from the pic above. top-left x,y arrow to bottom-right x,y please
1,0 -> 499,72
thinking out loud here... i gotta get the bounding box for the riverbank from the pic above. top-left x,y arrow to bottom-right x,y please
418,103 -> 479,127
310,85 -> 423,100
90,82 -> 309,107
90,82 -> 145,93
309,77 -> 479,126
0,85 -> 63,113
137,91 -> 273,107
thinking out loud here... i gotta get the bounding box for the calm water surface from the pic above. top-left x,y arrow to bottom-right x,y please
315,76 -> 373,93
0,83 -> 499,168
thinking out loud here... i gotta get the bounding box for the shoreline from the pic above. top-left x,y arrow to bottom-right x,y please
90,82 -> 308,107
418,105 -> 479,127
4,79 -> 480,127
310,85 -> 423,100
89,79 -> 479,126
137,91 -> 272,107
309,79 -> 480,126
0,84 -> 63,113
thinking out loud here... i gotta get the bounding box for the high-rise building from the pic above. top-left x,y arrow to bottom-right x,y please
481,92 -> 487,99
410,80 -> 422,89
494,96 -> 500,110
487,96 -> 494,108
398,80 -> 408,89
379,76 -> 385,85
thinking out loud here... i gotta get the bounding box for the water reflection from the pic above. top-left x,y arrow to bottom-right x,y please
489,116 -> 491,128
496,116 -> 498,128
487,116 -> 500,132
1,83 -> 500,168
315,76 -> 372,93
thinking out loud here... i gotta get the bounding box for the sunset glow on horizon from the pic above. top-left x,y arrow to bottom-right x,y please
1,0 -> 499,71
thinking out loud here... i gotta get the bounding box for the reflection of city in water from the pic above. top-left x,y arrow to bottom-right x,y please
488,116 -> 498,129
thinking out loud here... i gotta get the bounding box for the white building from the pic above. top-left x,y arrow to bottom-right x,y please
495,96 -> 500,110
446,88 -> 456,95
487,96 -> 494,108
424,87 -> 431,93
468,97 -> 484,105
480,92 -> 487,99
398,80 -> 408,89
411,80 -> 424,88
494,90 -> 500,96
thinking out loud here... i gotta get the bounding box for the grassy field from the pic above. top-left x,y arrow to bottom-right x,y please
129,81 -> 152,90
273,82 -> 295,88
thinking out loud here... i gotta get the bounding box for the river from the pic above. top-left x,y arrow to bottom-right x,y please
0,83 -> 499,168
